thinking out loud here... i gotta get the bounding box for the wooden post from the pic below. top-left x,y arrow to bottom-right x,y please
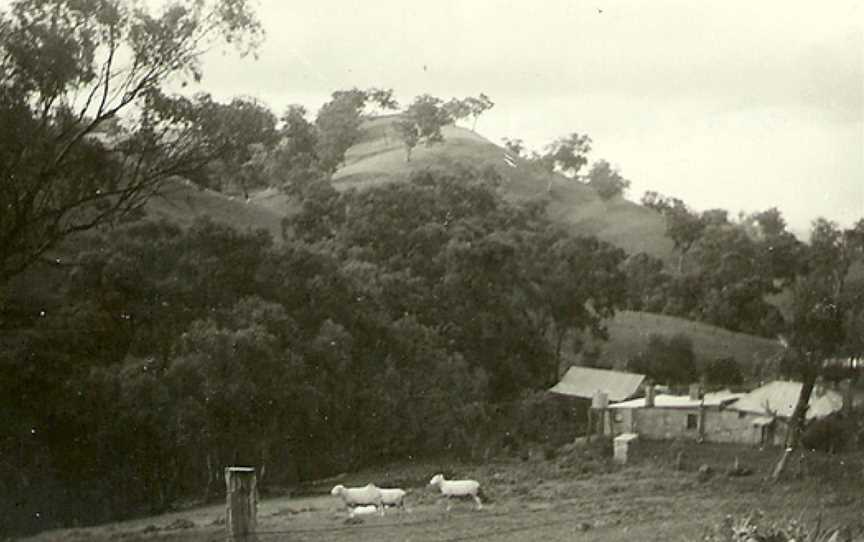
225,467 -> 257,542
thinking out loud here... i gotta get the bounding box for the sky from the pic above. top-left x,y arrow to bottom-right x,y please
192,0 -> 863,236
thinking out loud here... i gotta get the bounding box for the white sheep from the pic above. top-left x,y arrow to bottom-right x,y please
379,488 -> 408,511
330,484 -> 384,517
350,505 -> 379,516
429,474 -> 483,510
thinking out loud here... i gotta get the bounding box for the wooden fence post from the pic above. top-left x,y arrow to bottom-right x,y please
225,467 -> 257,542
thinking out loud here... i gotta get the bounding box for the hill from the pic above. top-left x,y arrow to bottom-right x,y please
145,178 -> 284,240
593,310 -> 784,376
1,178 -> 285,316
331,116 -> 675,262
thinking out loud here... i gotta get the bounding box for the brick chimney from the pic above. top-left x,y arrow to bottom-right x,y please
689,383 -> 701,401
645,384 -> 655,407
843,378 -> 854,413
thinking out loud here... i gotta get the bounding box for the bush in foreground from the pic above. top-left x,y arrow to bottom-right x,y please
703,510 -> 861,542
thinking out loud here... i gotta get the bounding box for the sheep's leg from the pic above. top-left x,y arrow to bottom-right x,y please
473,494 -> 483,510
445,498 -> 452,512
378,500 -> 385,517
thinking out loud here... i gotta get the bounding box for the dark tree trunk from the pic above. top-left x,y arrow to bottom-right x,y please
553,328 -> 566,387
772,374 -> 816,480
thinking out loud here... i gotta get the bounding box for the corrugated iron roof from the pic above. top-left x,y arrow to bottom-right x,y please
549,366 -> 645,402
731,381 -> 843,420
608,390 -> 744,410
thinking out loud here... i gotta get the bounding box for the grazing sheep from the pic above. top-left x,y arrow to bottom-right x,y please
379,488 -> 408,511
429,474 -> 483,510
351,505 -> 379,516
330,484 -> 384,517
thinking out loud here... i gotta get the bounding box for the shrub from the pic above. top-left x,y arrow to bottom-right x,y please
802,415 -> 849,453
703,510 -> 856,542
704,357 -> 744,388
627,333 -> 698,386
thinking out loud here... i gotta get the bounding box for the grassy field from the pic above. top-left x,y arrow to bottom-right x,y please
595,310 -> 785,374
23,441 -> 864,542
145,179 -> 284,241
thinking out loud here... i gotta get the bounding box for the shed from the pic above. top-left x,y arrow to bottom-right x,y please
549,367 -> 646,402
731,381 -> 843,420
726,380 -> 844,447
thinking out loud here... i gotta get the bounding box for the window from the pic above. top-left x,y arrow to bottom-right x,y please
738,411 -> 746,419
686,414 -> 698,430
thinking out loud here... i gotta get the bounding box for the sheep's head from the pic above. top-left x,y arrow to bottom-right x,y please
429,474 -> 443,487
330,484 -> 345,496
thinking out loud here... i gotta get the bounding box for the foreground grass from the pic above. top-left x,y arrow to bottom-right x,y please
22,441 -> 864,542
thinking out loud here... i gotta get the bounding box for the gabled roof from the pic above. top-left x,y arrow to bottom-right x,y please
731,381 -> 843,420
549,366 -> 645,402
609,390 -> 744,410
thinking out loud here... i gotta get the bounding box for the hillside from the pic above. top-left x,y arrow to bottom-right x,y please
145,178 -> 284,240
331,116 -> 675,262
594,311 -> 784,375
1,178 -> 285,316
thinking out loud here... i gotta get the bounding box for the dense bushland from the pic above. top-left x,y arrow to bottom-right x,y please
0,166 -> 627,534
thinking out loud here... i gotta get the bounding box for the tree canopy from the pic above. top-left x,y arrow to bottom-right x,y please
394,94 -> 452,162
0,0 -> 263,285
586,159 -> 630,200
532,132 -> 593,179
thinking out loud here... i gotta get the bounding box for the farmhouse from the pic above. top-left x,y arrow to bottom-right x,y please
606,385 -> 744,443
605,381 -> 845,447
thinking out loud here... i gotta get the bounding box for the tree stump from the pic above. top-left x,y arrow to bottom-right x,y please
225,467 -> 257,542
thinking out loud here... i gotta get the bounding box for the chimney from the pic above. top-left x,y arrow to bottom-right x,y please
843,378 -> 854,413
689,383 -> 701,401
645,384 -> 655,408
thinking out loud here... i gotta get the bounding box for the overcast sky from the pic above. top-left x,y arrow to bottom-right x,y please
194,0 -> 863,235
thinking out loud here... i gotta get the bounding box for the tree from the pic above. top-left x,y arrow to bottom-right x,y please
0,0 -> 262,285
314,88 -> 368,172
773,218 -> 864,479
627,333 -> 698,386
529,230 -> 628,384
534,132 -> 592,180
365,87 -> 399,113
270,105 -> 326,196
313,87 -> 399,172
394,94 -> 452,162
621,252 -> 670,312
690,224 -> 782,335
188,95 -> 279,195
394,119 -> 420,162
751,207 -> 788,237
704,357 -> 743,387
700,208 -> 729,227
444,97 -> 472,125
642,192 -> 706,273
501,137 -> 525,157
586,159 -> 630,200
744,207 -> 805,285
464,93 -> 494,131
